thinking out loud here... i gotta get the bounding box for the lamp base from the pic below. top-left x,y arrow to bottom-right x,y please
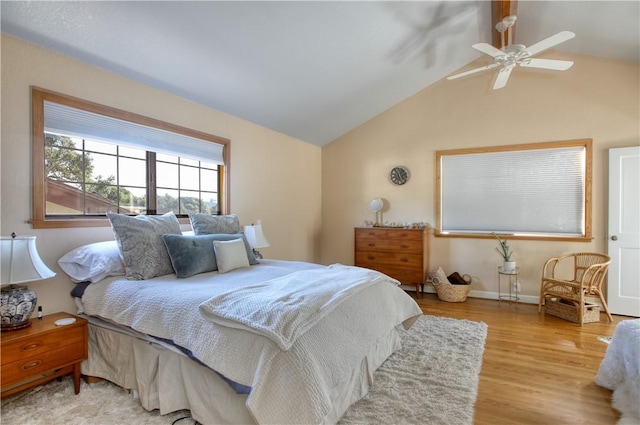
1,284 -> 37,332
1,320 -> 33,332
252,249 -> 264,259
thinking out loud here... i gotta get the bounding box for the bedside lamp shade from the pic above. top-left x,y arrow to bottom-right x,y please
1,235 -> 56,331
244,220 -> 271,259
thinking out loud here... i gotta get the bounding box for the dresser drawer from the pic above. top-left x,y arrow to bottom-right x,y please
376,266 -> 424,283
1,341 -> 85,387
1,325 -> 85,366
354,260 -> 424,283
355,251 -> 423,269
386,230 -> 423,241
356,228 -> 390,239
355,238 -> 422,253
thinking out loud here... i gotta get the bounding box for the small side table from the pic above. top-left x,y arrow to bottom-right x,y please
498,266 -> 520,307
1,312 -> 88,398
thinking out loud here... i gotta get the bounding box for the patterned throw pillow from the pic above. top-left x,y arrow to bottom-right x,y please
107,212 -> 182,280
189,213 -> 240,235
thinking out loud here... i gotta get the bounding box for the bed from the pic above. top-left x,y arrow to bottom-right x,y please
63,212 -> 423,425
595,318 -> 640,424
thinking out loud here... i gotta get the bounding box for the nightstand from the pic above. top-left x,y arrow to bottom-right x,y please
1,312 -> 88,398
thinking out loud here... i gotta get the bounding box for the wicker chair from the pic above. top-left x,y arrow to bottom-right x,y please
538,252 -> 613,325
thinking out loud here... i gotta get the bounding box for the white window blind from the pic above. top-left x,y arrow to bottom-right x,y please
44,101 -> 225,164
439,145 -> 586,237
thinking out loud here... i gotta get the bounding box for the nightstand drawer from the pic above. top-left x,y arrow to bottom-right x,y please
1,341 -> 85,387
1,325 -> 85,366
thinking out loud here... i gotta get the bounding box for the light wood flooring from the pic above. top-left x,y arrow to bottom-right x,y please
414,294 -> 627,425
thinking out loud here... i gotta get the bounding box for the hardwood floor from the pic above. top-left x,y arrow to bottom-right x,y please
414,294 -> 626,425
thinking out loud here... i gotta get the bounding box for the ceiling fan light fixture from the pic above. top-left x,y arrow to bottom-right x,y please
502,15 -> 517,28
446,15 -> 575,90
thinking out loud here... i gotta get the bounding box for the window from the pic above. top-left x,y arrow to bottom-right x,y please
436,139 -> 592,241
31,87 -> 230,228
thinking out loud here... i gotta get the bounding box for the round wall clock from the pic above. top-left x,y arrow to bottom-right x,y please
389,166 -> 410,185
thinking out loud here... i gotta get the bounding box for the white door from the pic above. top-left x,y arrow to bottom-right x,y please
608,146 -> 640,317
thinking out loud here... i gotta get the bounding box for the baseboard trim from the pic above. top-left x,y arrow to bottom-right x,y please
406,284 -> 540,305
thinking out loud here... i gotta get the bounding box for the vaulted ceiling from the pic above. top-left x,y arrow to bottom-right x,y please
2,1 -> 638,146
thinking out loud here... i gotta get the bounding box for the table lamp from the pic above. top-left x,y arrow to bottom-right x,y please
243,220 -> 271,259
1,233 -> 56,331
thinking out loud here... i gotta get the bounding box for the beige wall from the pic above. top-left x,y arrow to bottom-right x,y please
321,52 -> 639,301
1,34 -> 322,315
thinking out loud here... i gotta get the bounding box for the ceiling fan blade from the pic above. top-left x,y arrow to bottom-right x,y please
446,63 -> 499,80
493,66 -> 513,90
472,43 -> 505,58
525,31 -> 576,57
520,58 -> 574,71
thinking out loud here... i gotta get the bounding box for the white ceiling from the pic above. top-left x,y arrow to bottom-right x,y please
2,1 -> 638,146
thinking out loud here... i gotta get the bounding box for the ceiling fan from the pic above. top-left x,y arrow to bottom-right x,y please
447,15 -> 575,90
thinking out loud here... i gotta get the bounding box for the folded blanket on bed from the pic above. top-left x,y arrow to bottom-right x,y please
199,264 -> 399,350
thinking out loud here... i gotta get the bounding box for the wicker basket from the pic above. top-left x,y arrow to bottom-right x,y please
544,297 -> 601,324
432,278 -> 471,303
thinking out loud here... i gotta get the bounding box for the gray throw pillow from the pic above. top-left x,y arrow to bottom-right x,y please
189,213 -> 240,235
162,233 -> 259,278
107,212 -> 182,280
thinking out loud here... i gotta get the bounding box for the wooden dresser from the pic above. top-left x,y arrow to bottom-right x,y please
1,312 -> 88,398
354,227 -> 429,296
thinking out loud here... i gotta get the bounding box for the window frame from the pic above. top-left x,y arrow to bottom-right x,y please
435,139 -> 592,242
30,87 -> 230,229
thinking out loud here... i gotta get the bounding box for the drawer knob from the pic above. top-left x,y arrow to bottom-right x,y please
21,342 -> 42,352
400,257 -> 409,262
21,360 -> 42,371
368,243 -> 375,247
367,255 -> 376,260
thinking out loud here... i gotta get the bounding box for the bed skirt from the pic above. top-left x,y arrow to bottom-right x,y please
80,318 -> 402,425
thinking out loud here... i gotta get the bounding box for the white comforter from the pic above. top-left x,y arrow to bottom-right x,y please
199,264 -> 394,350
82,260 -> 422,425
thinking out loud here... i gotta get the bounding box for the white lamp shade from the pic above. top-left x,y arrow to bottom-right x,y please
244,220 -> 271,249
1,236 -> 56,285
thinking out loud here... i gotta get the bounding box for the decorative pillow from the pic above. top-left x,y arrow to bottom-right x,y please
107,212 -> 182,280
58,241 -> 125,283
189,213 -> 240,235
213,238 -> 250,273
162,233 -> 258,278
428,266 -> 449,285
162,234 -> 218,278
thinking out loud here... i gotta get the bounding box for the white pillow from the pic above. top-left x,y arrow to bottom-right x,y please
58,241 -> 125,283
213,238 -> 250,273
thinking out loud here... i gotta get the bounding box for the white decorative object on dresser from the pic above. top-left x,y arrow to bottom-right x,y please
354,227 -> 429,297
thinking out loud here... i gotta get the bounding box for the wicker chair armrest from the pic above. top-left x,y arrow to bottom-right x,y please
578,261 -> 611,291
542,253 -> 575,279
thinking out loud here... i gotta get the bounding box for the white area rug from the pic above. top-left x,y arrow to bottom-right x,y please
1,315 -> 487,425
